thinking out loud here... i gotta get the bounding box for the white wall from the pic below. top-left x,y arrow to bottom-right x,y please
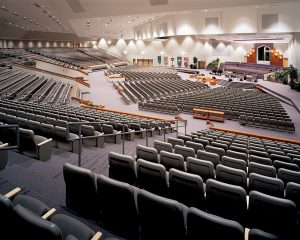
290,33 -> 300,75
97,36 -> 253,66
134,3 -> 300,38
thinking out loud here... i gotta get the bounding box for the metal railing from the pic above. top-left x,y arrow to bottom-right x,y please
0,124 -> 20,150
67,118 -> 187,167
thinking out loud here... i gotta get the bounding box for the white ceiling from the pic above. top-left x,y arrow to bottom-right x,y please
0,0 -> 299,40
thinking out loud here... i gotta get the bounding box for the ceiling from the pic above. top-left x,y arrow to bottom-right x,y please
0,0 -> 299,40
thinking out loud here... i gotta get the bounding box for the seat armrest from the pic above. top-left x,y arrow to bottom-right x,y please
42,208 -> 56,220
5,187 -> 22,199
37,138 -> 53,147
0,143 -> 8,148
91,232 -> 102,240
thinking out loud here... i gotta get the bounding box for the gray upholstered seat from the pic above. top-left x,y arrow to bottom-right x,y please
221,156 -> 247,172
102,124 -> 121,144
174,145 -> 196,161
216,165 -> 247,189
167,137 -> 184,148
197,150 -> 220,167
153,140 -> 173,154
278,168 -> 300,185
248,162 -> 276,178
205,145 -> 225,158
136,144 -> 159,163
160,150 -> 185,171
186,157 -> 215,182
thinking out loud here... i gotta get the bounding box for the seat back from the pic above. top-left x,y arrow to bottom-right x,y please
186,141 -> 204,153
186,156 -> 215,182
96,175 -> 139,238
108,151 -> 136,185
167,137 -> 184,148
14,205 -> 62,240
197,150 -> 220,167
221,156 -> 247,172
137,189 -> 186,240
277,168 -> 300,185
63,163 -> 97,217
136,144 -> 158,163
248,190 -> 297,238
249,155 -> 272,166
102,124 -> 114,134
248,162 -> 276,178
206,179 -> 247,224
137,159 -> 168,196
174,145 -> 195,161
226,150 -> 247,162
205,145 -> 225,158
153,140 -> 173,153
169,168 -> 205,209
249,173 -> 284,197
216,165 -> 247,189
187,207 -> 244,240
160,151 -> 185,171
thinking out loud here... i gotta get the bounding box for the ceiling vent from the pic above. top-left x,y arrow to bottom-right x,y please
65,0 -> 85,13
149,0 -> 168,6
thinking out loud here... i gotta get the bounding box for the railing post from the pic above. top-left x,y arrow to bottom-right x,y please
78,123 -> 82,167
163,121 -> 166,142
185,120 -> 187,135
122,123 -> 125,155
145,122 -> 148,147
176,119 -> 178,137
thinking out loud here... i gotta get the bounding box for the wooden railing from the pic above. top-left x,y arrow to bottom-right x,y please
209,126 -> 300,145
83,105 -> 175,123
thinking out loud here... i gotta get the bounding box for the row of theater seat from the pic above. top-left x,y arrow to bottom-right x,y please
0,187 -> 101,240
63,162 -> 299,240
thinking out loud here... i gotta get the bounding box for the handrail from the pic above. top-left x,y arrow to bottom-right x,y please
256,84 -> 300,114
82,105 -> 175,123
209,126 -> 300,145
13,62 -> 90,88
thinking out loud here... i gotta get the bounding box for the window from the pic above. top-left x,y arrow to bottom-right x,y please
257,46 -> 270,62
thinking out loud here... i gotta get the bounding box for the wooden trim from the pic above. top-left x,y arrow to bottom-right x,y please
13,62 -> 90,88
33,58 -> 88,75
209,126 -> 300,145
5,187 -> 22,199
42,208 -> 56,220
83,105 -> 175,123
91,232 -> 102,240
37,138 -> 53,147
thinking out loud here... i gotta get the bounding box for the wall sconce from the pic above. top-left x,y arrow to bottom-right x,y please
271,49 -> 274,53
252,48 -> 255,52
279,55 -> 283,59
247,54 -> 250,57
275,52 -> 279,57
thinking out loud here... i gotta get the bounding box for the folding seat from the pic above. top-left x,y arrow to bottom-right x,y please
108,151 -> 137,185
206,179 -> 247,224
285,182 -> 300,222
248,229 -> 281,240
96,175 -> 139,239
239,115 -> 246,125
221,156 -> 247,172
285,122 -> 295,132
247,116 -> 254,125
248,191 -> 297,239
63,163 -> 98,218
187,208 -> 244,240
19,128 -> 53,162
56,119 -> 68,128
177,134 -> 192,144
273,160 -> 299,172
286,153 -> 300,160
232,140 -> 248,148
186,141 -> 204,153
197,150 -> 220,167
167,137 -> 184,148
80,125 -> 104,148
160,150 -> 185,171
169,168 -> 205,209
249,173 -> 284,197
55,126 -> 80,153
249,155 -> 272,165
153,140 -> 173,154
200,136 -> 214,144
208,140 -> 228,151
219,136 -> 233,144
261,118 -> 270,128
229,145 -> 247,154
269,153 -> 291,164
186,157 -> 215,182
137,189 -> 186,240
226,150 -> 247,162
265,145 -> 281,152
269,119 -> 277,129
292,158 -> 300,168
14,204 -> 101,240
101,124 -> 121,144
277,120 -> 286,130
140,122 -> 155,137
136,159 -> 168,196
136,144 -> 159,163
278,168 -> 300,185
174,145 -> 195,161
194,138 -> 210,147
217,163 -> 247,187
128,123 -> 146,138
249,149 -> 269,158
248,162 -> 276,178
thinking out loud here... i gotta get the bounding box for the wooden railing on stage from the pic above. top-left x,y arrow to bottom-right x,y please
193,108 -> 225,122
209,126 -> 300,145
83,105 -> 175,123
